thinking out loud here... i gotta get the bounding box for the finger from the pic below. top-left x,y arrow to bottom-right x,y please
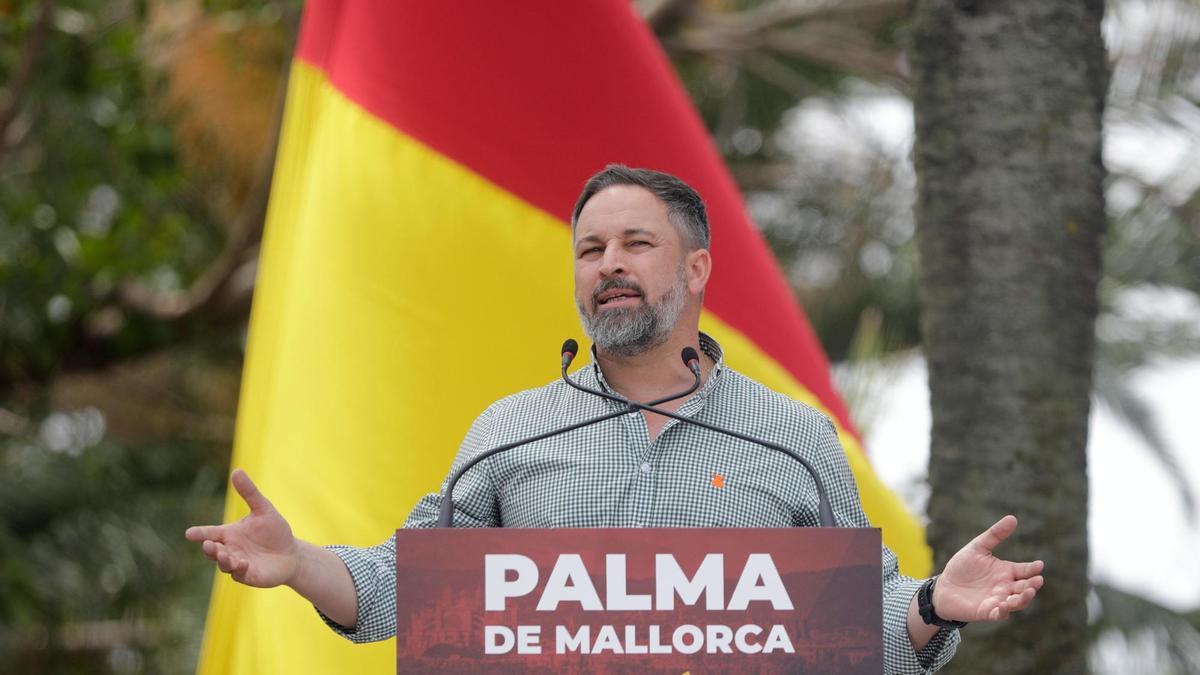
231,469 -> 274,516
201,539 -> 220,561
1008,587 -> 1038,612
971,514 -> 1018,554
185,525 -> 226,543
1011,576 -> 1043,594
215,546 -> 235,574
230,554 -> 255,585
998,586 -> 1036,612
1017,560 -> 1044,578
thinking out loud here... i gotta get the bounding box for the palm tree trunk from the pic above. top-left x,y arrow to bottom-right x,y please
911,1 -> 1107,672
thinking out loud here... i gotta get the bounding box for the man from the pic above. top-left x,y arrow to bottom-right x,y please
187,165 -> 1044,673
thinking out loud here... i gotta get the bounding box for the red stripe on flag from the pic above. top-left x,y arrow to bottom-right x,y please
293,0 -> 856,436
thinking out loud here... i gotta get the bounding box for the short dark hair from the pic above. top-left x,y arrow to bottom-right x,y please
571,164 -> 710,250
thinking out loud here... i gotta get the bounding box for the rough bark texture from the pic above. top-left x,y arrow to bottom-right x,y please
911,1 -> 1107,673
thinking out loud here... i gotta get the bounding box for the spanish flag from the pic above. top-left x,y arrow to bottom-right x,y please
197,1 -> 930,673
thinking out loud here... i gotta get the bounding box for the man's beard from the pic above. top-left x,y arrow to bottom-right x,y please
577,267 -> 689,357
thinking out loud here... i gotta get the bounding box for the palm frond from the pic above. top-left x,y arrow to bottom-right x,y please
1089,583 -> 1200,674
1092,358 -> 1198,522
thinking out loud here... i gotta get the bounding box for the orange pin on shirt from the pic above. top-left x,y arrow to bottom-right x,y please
711,473 -> 725,489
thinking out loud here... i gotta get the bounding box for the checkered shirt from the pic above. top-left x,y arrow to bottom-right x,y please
321,333 -> 959,673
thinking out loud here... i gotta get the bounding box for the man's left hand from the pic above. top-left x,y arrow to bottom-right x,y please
934,514 -> 1045,622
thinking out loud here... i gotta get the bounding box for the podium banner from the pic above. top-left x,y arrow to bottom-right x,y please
395,527 -> 883,674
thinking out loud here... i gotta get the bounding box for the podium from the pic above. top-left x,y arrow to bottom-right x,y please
394,527 -> 883,673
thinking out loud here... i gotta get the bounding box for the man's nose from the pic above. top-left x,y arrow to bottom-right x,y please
598,245 -> 627,277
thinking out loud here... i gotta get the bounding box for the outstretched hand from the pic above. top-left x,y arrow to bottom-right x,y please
934,515 -> 1045,622
185,469 -> 300,588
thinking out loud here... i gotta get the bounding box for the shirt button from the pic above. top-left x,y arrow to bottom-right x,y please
639,462 -> 652,474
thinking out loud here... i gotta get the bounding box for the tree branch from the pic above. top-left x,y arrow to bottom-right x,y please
640,0 -> 698,37
664,1 -> 909,86
0,0 -> 56,164
762,24 -> 908,83
729,0 -> 908,34
0,407 -> 31,435
109,7 -> 299,326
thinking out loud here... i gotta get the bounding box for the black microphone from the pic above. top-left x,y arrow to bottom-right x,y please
436,342 -> 702,528
561,338 -> 579,369
560,340 -> 703,407
438,341 -> 838,528
559,342 -> 839,527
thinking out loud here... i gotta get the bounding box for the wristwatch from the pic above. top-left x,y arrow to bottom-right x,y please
917,575 -> 968,629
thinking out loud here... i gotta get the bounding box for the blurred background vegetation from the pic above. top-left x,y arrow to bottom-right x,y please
1,0 -> 1197,672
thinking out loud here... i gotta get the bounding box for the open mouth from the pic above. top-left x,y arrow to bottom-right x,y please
595,287 -> 643,309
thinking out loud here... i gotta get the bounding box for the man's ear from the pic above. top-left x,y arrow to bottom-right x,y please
685,248 -> 712,295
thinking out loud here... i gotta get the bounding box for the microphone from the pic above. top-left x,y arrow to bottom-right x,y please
560,340 -> 702,407
561,338 -> 579,369
436,342 -> 702,528
681,346 -> 701,377
438,341 -> 837,527
559,341 -> 839,527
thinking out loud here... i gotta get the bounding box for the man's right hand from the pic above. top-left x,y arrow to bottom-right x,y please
185,469 -> 300,588
186,469 -> 360,628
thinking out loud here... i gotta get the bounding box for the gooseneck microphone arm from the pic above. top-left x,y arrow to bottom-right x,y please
559,340 -> 839,528
558,338 -> 704,408
435,406 -> 630,527
435,341 -> 702,528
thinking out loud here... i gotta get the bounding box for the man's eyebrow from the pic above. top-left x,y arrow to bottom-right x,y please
621,228 -> 658,239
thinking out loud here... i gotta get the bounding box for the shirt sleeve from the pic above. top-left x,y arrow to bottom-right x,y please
813,416 -> 960,673
316,404 -> 503,642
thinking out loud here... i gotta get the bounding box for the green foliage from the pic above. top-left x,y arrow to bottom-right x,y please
745,87 -> 922,361
0,0 -> 225,386
1105,178 -> 1200,295
0,423 -> 227,674
1089,583 -> 1200,674
0,2 -> 275,673
669,0 -> 1200,373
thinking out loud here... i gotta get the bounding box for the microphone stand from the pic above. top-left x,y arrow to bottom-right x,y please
437,340 -> 838,528
557,354 -> 838,528
434,351 -> 701,528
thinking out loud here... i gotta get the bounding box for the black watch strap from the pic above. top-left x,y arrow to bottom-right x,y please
918,575 -> 968,629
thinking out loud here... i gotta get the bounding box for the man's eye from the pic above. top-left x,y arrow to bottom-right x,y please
629,240 -> 650,247
579,247 -> 602,257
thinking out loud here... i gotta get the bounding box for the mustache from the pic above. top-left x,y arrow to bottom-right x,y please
591,278 -> 645,308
